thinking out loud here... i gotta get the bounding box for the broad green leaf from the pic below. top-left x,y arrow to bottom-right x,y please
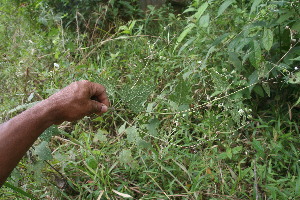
199,13 -> 210,27
232,146 -> 243,154
118,123 -> 126,134
169,79 -> 192,105
249,40 -> 262,68
262,28 -> 273,51
93,129 -> 108,143
262,82 -> 270,97
126,126 -> 139,143
177,23 -> 196,43
194,2 -> 209,21
250,0 -> 262,14
119,149 -> 133,164
248,70 -> 259,91
183,7 -> 196,13
226,148 -> 232,159
228,52 -> 242,69
292,21 -> 300,32
217,0 -> 235,17
34,141 -> 52,161
146,118 -> 160,136
40,125 -> 60,142
86,157 -> 98,169
253,85 -> 265,97
120,84 -> 153,112
288,72 -> 300,84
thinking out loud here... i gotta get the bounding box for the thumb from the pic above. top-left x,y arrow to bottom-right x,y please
90,101 -> 108,115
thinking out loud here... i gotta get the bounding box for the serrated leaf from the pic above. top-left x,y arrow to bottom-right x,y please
93,129 -> 108,143
120,84 -> 153,112
199,13 -> 210,27
126,126 -> 139,143
40,125 -> 60,142
146,118 -> 160,136
119,149 -> 133,164
194,2 -> 208,21
249,40 -> 262,68
262,28 -> 273,51
217,0 -> 235,17
34,141 -> 52,160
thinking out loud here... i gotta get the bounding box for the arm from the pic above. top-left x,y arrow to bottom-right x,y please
0,80 -> 109,186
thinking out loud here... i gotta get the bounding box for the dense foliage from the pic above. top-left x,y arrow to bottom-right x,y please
1,0 -> 300,199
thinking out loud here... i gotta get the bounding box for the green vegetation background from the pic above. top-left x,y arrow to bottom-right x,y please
0,0 -> 300,199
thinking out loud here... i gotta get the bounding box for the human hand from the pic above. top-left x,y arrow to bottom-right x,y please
43,80 -> 110,124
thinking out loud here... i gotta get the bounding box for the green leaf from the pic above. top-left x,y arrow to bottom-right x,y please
262,82 -> 270,97
288,72 -> 300,84
126,126 -> 140,143
119,149 -> 133,164
34,141 -> 52,161
40,125 -> 60,142
176,23 -> 196,44
194,2 -> 209,21
250,0 -> 262,14
249,40 -> 262,68
226,148 -> 232,159
252,139 -> 265,158
86,157 -> 98,169
199,13 -> 210,27
169,79 -> 192,105
93,129 -> 108,143
120,84 -> 153,112
217,0 -> 235,17
253,85 -> 265,97
290,56 -> 300,61
146,118 -> 160,136
232,146 -> 243,154
262,28 -> 273,51
118,123 -> 126,134
228,52 -> 242,69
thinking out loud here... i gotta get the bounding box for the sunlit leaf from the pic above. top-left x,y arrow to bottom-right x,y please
217,0 -> 235,17
262,28 -> 273,51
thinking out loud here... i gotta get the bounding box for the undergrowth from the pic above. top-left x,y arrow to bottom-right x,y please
1,0 -> 300,199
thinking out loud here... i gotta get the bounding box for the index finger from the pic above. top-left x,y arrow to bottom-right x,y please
89,82 -> 110,107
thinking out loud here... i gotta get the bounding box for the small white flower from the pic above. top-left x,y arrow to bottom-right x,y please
197,60 -> 202,64
54,63 -> 59,68
295,67 -> 299,70
238,109 -> 244,115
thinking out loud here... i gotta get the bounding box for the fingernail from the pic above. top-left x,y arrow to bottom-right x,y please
101,105 -> 108,112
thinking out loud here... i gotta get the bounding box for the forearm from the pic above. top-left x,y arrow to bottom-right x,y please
0,80 -> 109,187
0,101 -> 55,186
